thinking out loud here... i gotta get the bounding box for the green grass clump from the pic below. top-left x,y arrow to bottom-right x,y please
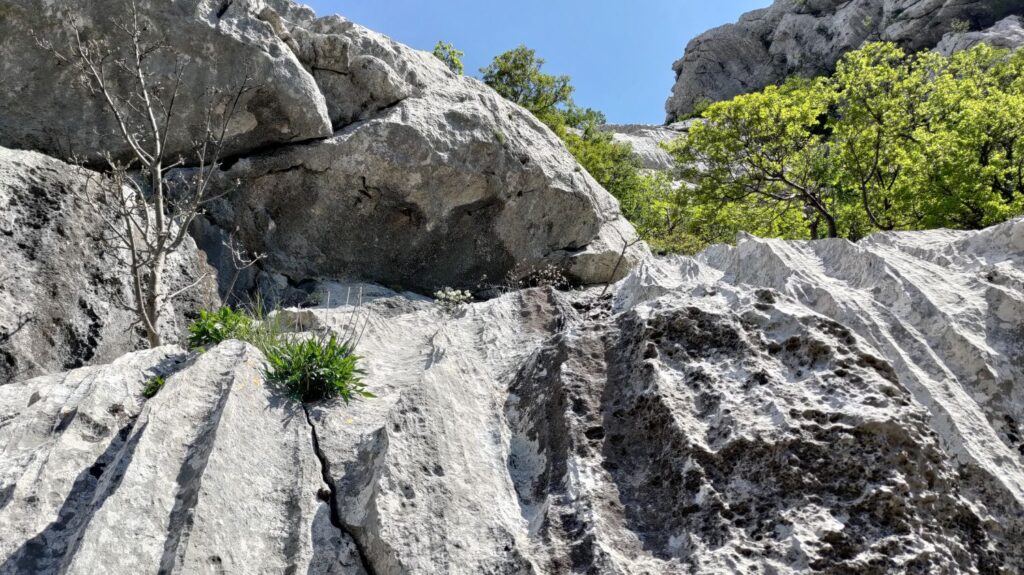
188,299 -> 371,405
265,333 -> 371,403
187,299 -> 286,355
187,307 -> 252,351
142,376 -> 166,399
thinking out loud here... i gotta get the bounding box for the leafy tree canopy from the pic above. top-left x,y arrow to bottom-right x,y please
665,42 -> 1024,249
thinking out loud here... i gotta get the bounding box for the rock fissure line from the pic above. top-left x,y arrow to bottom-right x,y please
302,405 -> 379,575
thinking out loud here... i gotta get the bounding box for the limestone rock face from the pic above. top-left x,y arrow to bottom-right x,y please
0,147 -> 217,384
666,0 -> 1024,120
599,124 -> 684,172
937,15 -> 1024,55
201,13 -> 643,291
0,0 -> 332,164
4,220 -> 1020,573
0,342 -> 367,574
3,0 -> 644,293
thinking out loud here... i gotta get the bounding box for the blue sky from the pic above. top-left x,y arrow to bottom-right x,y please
301,1 -> 772,124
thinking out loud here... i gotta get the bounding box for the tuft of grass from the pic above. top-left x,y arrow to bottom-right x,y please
234,297 -> 287,355
189,295 -> 372,405
187,296 -> 285,355
265,333 -> 372,403
142,376 -> 166,399
187,307 -> 252,351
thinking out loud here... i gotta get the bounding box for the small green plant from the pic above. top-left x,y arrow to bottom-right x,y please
265,334 -> 371,403
187,307 -> 253,350
432,40 -> 465,75
236,301 -> 286,355
142,376 -> 166,399
187,297 -> 287,354
434,287 -> 473,313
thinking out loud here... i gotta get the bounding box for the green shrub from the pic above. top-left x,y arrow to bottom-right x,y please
433,40 -> 465,75
187,307 -> 252,350
142,376 -> 166,399
265,334 -> 371,403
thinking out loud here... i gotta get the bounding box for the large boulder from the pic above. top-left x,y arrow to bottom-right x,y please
0,147 -> 217,384
0,0 -> 333,164
200,12 -> 643,292
666,0 -> 1024,120
2,0 -> 644,293
1,219 -> 1022,572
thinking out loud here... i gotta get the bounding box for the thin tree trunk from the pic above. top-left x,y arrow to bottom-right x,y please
144,251 -> 165,347
146,163 -> 165,347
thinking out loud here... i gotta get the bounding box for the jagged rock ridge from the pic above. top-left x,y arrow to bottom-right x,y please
3,218 -> 1021,573
666,0 -> 1024,121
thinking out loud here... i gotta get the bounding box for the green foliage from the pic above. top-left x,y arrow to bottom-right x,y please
950,18 -> 971,34
187,297 -> 287,355
664,42 -> 1024,250
265,334 -> 370,403
432,41 -> 464,75
677,98 -> 713,122
187,307 -> 253,351
142,376 -> 166,399
481,45 -> 574,127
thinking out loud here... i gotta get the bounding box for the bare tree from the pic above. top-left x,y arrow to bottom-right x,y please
35,0 -> 251,347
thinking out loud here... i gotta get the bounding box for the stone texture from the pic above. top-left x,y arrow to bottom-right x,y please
200,11 -> 644,292
306,218 -> 1024,573
0,147 -> 217,384
666,0 -> 1024,120
3,0 -> 644,294
0,0 -> 333,164
0,342 -> 367,574
937,15 -> 1024,55
598,124 -> 684,172
0,346 -> 187,572
2,219 -> 1023,572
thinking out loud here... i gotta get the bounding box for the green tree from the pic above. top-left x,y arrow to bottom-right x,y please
665,42 -> 1024,250
481,45 -> 575,128
669,77 -> 841,240
432,41 -> 464,75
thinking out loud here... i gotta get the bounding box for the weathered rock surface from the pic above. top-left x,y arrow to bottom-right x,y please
666,0 -> 1024,120
599,124 -> 684,172
3,0 -> 642,371
200,10 -> 643,292
4,219 -> 1021,573
0,147 -> 217,384
0,0 -> 333,163
0,342 -> 367,574
937,15 -> 1024,55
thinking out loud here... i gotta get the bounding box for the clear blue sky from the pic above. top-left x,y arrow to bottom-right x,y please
301,1 -> 772,124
